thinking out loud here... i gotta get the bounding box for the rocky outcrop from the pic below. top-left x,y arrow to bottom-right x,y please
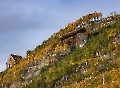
1,12 -> 120,88
6,54 -> 23,69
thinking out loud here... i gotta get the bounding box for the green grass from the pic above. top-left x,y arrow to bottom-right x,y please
23,20 -> 120,88
1,13 -> 120,88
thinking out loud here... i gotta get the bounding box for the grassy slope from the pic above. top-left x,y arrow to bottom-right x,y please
24,18 -> 120,88
0,12 -> 120,88
0,12 -> 102,87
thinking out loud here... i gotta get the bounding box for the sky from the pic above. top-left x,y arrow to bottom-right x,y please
0,0 -> 120,72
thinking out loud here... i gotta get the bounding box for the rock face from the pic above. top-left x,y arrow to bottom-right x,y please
60,27 -> 89,48
2,48 -> 71,88
55,76 -> 69,88
1,12 -> 119,88
6,54 -> 22,69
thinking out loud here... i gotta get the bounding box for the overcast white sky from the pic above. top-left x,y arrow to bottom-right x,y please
0,0 -> 120,72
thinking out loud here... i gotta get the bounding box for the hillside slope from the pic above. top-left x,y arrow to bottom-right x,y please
1,11 -> 120,88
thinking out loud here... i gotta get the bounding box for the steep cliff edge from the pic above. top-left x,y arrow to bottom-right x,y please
1,11 -> 120,88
